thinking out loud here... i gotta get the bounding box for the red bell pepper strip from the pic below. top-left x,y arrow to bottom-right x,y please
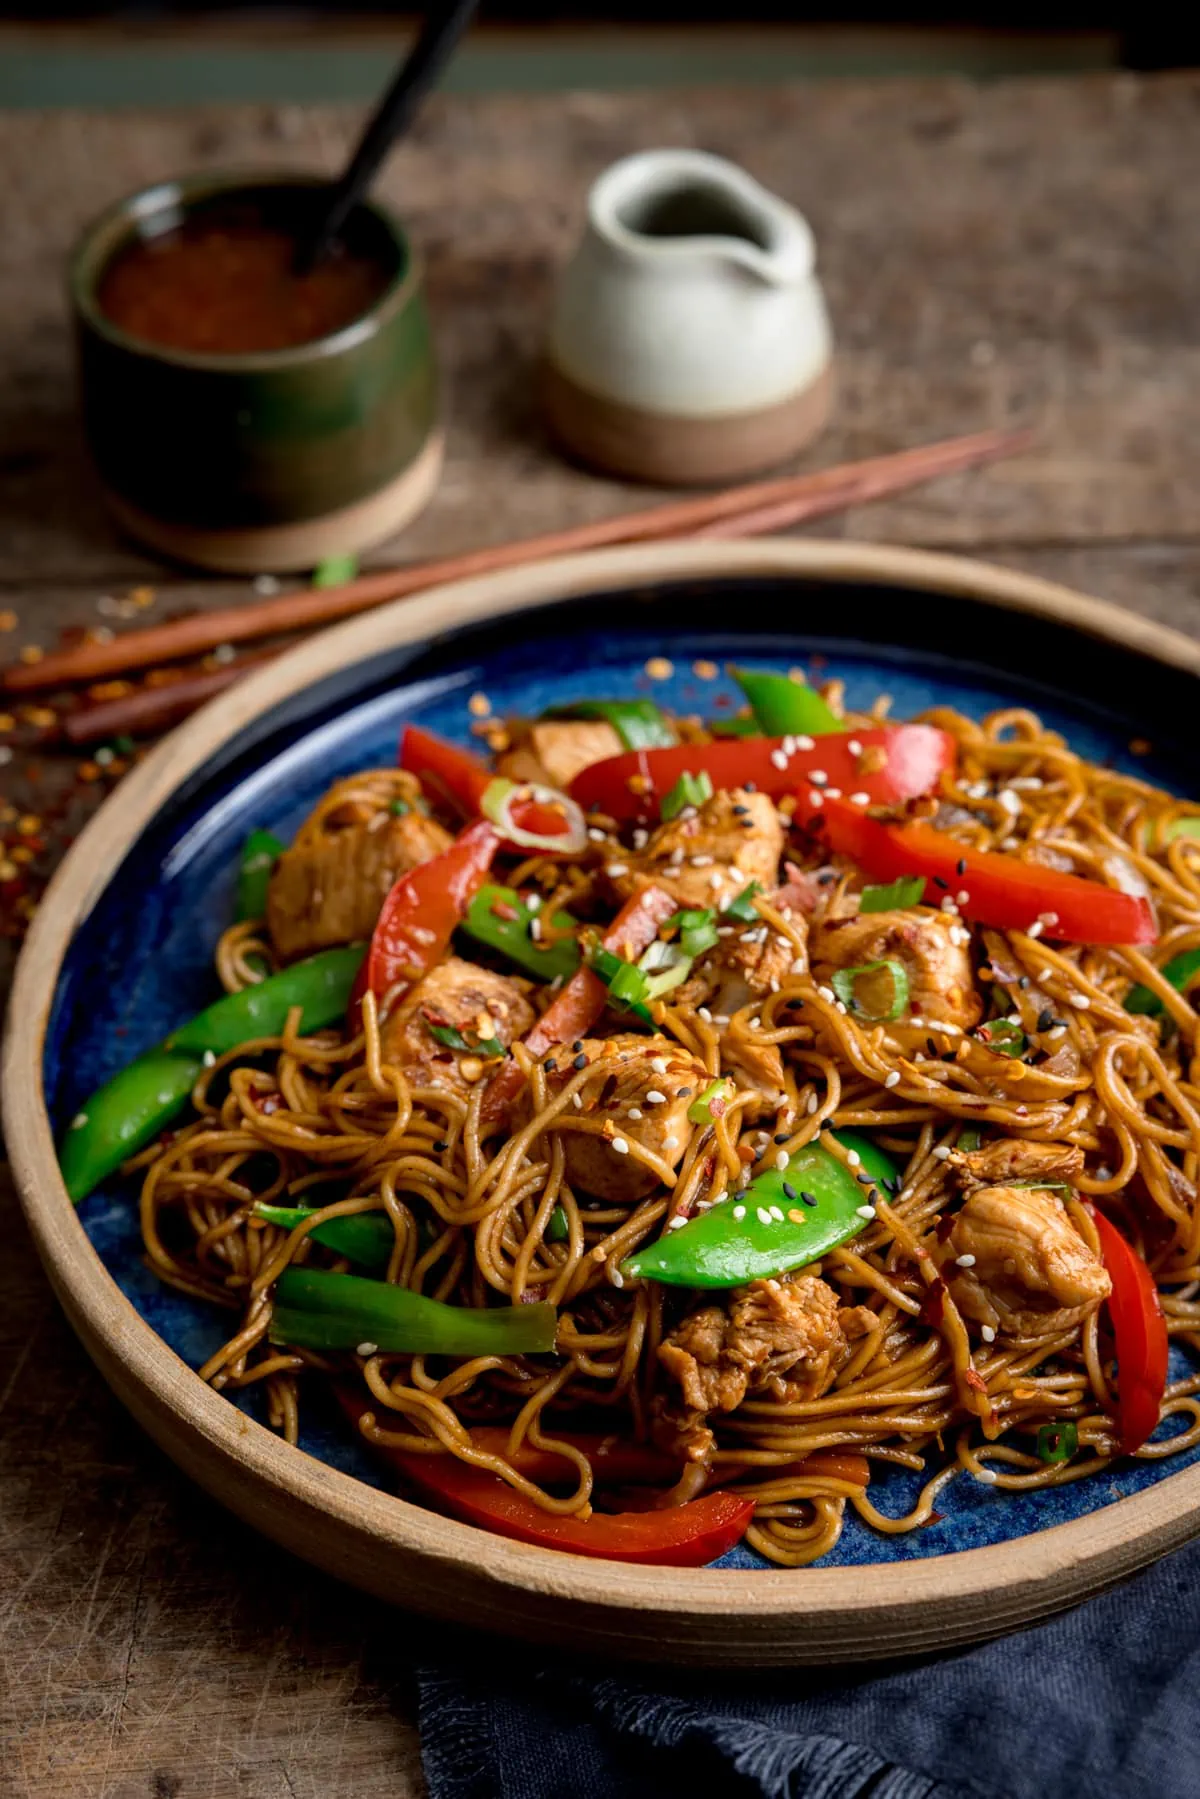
354,818 -> 499,1009
359,1438 -> 753,1567
568,724 -> 956,825
819,797 -> 1157,946
481,883 -> 677,1125
400,723 -> 572,844
468,1427 -> 682,1486
1087,1205 -> 1169,1454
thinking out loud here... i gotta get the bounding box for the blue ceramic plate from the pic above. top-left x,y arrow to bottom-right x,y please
40,559 -> 1200,1575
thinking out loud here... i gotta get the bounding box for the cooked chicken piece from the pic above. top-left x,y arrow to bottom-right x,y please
944,1185 -> 1110,1339
654,1276 -> 862,1462
267,790 -> 452,962
543,1033 -> 708,1204
380,957 -> 535,1114
497,719 -> 622,792
611,788 -> 784,913
951,1138 -> 1084,1191
719,1023 -> 785,1108
810,906 -> 981,1031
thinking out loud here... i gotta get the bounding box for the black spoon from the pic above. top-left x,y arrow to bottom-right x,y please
295,0 -> 480,274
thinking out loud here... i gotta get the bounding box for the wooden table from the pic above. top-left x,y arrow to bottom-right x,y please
4,72 -> 1200,1796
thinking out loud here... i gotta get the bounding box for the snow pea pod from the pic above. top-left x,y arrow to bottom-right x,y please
59,1047 -> 204,1204
542,698 -> 676,750
61,946 -> 364,1204
621,1129 -> 898,1289
459,883 -> 581,983
254,1203 -> 397,1271
268,1266 -> 557,1355
167,944 -> 363,1055
1125,946 -> 1200,1018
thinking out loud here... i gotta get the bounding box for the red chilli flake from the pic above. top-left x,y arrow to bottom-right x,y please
490,900 -> 519,921
964,1369 -> 989,1395
919,1278 -> 947,1328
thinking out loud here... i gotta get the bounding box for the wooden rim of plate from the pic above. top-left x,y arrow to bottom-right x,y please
8,536 -> 1200,1666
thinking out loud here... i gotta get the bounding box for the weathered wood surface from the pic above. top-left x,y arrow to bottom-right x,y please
4,73 -> 1200,1797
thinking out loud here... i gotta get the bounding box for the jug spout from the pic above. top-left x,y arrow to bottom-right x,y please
589,148 -> 815,288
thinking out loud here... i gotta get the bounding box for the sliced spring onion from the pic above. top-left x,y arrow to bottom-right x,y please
687,1077 -> 734,1125
831,958 -> 910,1022
957,1128 -> 982,1152
723,882 -> 762,924
1036,1420 -> 1078,1464
731,667 -> 844,736
236,828 -> 285,922
269,1267 -> 557,1356
607,960 -> 651,1007
859,875 -> 925,915
1161,817 -> 1200,845
979,1018 -> 1026,1058
545,1205 -> 569,1242
1125,946 -> 1200,1018
661,769 -> 714,820
388,797 -> 411,817
311,552 -> 359,589
664,906 -> 720,958
542,698 -> 676,751
707,712 -> 759,738
480,776 -> 588,855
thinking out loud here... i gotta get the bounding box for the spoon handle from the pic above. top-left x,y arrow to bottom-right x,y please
298,0 -> 479,271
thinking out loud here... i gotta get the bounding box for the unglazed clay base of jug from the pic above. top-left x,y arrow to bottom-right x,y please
545,150 -> 834,485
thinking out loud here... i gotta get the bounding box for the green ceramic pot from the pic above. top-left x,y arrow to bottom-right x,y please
70,171 -> 441,573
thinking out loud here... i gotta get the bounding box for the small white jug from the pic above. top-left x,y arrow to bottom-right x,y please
544,148 -> 833,485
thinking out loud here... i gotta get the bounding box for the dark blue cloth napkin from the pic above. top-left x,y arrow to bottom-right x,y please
416,1536 -> 1200,1798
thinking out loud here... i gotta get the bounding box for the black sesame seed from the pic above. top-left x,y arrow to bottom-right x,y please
744,781 -> 757,792
545,1058 -> 557,1073
817,870 -> 836,885
1018,976 -> 1030,989
773,1132 -> 790,1144
1050,1016 -> 1069,1030
677,1087 -> 693,1098
857,1172 -> 874,1184
434,1140 -> 448,1152
800,1190 -> 819,1207
933,876 -> 949,890
571,1040 -> 584,1053
732,805 -> 750,817
782,1181 -> 798,1202
573,1053 -> 588,1070
884,1175 -> 902,1195
956,858 -> 968,876
1036,1008 -> 1054,1033
927,1037 -> 939,1058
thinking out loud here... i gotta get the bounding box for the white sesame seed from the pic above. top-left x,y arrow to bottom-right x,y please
587,827 -> 607,842
836,1001 -> 848,1015
733,1205 -> 746,1220
782,735 -> 798,755
526,894 -> 542,912
849,791 -> 871,807
940,896 -> 959,915
627,1107 -> 643,1121
806,1093 -> 819,1113
663,1135 -> 679,1150
612,1137 -> 630,1155
796,735 -> 814,751
933,1145 -> 952,1160
1009,776 -> 1043,790
824,787 -> 842,800
949,926 -> 970,947
356,1342 -> 378,1357
884,1070 -> 901,1089
650,1056 -> 669,1074
789,957 -> 806,975
691,854 -> 714,867
529,916 -> 542,941
974,1468 -> 998,1485
202,1050 -> 216,1068
606,863 -> 629,878
667,1215 -> 687,1229
645,1089 -> 667,1105
847,739 -> 863,755
611,1268 -> 625,1288
632,829 -> 649,850
956,1253 -> 978,1267
844,1149 -> 861,1168
572,1092 -> 583,1108
914,1052 -> 925,1063
770,749 -> 789,771
968,780 -> 990,800
818,985 -> 836,1003
774,1150 -> 789,1171
935,1021 -> 962,1036
809,769 -> 828,787
708,870 -> 725,889
1069,993 -> 1091,1008
697,1006 -> 714,1023
668,848 -> 686,866
770,1205 -> 785,1221
855,1205 -> 876,1220
749,1015 -> 762,1029
71,1112 -> 88,1129
981,1324 -> 996,1342
756,1206 -> 773,1225
956,890 -> 970,906
997,789 -> 1021,815
1027,921 -> 1045,940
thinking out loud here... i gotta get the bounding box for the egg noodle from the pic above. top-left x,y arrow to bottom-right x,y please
131,698 -> 1200,1567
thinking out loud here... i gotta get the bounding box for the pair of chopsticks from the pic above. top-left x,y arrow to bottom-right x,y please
6,426 -> 1031,745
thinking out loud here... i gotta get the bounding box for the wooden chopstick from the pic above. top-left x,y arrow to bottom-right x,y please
59,649 -> 281,745
4,427 -> 1031,699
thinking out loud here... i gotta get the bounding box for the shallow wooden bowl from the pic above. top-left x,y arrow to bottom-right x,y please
8,537 -> 1200,1667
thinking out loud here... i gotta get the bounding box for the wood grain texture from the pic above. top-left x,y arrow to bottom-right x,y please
3,72 -> 1200,1795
